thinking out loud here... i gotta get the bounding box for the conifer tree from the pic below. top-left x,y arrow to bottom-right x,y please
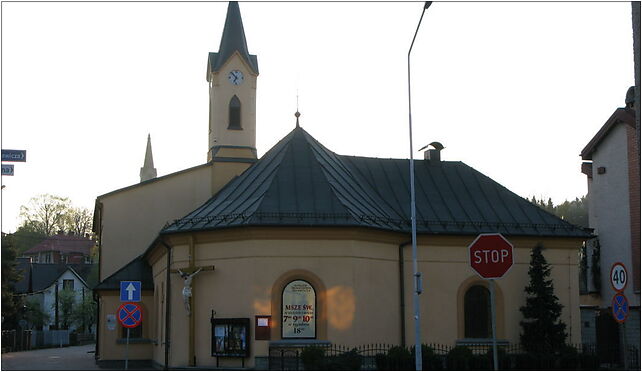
1,234 -> 24,329
519,244 -> 567,353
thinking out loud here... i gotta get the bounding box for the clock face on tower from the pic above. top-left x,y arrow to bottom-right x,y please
228,70 -> 244,85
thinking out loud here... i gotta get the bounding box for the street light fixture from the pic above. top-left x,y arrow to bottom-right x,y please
407,2 -> 432,371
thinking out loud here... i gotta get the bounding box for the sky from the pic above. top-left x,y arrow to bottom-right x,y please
0,1 -> 635,233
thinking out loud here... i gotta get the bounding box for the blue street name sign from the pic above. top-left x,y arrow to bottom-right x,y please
612,292 -> 629,324
120,281 -> 142,302
1,164 -> 14,176
1,149 -> 26,162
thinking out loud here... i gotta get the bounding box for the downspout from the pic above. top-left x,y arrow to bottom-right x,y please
161,239 -> 172,371
55,282 -> 59,329
399,240 -> 411,347
93,291 -> 100,361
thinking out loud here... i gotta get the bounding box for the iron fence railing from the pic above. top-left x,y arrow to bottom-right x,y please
268,342 -> 639,370
1,330 -> 32,353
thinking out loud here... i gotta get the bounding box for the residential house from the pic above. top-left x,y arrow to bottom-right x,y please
14,259 -> 95,332
23,232 -> 95,264
580,86 -> 640,363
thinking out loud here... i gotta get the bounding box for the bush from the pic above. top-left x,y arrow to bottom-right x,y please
375,346 -> 413,370
325,348 -> 362,370
557,345 -> 579,370
301,346 -> 325,371
514,353 -> 538,370
446,346 -> 473,370
411,344 -> 443,370
578,352 -> 600,370
485,346 -> 509,370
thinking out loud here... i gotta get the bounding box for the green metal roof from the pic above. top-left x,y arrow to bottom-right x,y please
208,2 -> 259,75
163,127 -> 589,238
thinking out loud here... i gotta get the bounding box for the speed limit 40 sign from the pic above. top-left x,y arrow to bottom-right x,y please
610,262 -> 628,292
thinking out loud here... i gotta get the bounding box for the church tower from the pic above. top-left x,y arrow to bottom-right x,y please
207,2 -> 258,163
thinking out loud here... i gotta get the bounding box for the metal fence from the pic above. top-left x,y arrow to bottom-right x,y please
268,342 -> 640,370
30,330 -> 70,348
1,330 -> 32,353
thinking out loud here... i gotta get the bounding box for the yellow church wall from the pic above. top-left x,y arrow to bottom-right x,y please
412,239 -> 582,346
147,230 -> 583,369
210,160 -> 254,198
96,291 -> 155,362
97,165 -> 212,282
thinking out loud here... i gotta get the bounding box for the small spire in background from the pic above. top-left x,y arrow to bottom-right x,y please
140,133 -> 158,182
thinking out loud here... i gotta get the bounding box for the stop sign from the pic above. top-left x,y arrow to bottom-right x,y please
469,233 -> 514,279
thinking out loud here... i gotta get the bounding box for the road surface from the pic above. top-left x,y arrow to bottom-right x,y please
1,344 -> 99,370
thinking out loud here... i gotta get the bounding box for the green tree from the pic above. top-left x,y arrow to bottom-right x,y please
15,195 -> 95,254
554,196 -> 588,228
1,234 -> 24,329
19,194 -> 72,236
24,298 -> 50,330
12,222 -> 47,255
55,289 -> 76,330
71,296 -> 97,333
529,195 -> 588,228
65,207 -> 93,237
520,244 -> 567,353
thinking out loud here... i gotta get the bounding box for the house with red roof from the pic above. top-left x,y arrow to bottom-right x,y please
23,232 -> 96,264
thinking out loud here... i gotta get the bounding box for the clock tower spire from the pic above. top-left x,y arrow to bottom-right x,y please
206,1 -> 258,163
206,1 -> 258,194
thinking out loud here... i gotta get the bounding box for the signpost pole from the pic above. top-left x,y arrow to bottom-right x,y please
489,279 -> 498,371
125,328 -> 130,370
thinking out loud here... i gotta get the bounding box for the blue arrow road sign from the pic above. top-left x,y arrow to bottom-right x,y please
612,292 -> 629,323
1,164 -> 14,176
1,149 -> 26,162
120,281 -> 141,302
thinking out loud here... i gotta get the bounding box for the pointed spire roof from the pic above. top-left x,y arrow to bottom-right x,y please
208,2 -> 259,76
140,134 -> 157,183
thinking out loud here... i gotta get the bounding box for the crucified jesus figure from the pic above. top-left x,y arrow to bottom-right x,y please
178,268 -> 202,316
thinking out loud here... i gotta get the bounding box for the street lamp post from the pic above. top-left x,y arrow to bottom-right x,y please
407,2 -> 432,371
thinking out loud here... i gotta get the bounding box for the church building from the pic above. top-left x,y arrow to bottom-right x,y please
93,2 -> 590,369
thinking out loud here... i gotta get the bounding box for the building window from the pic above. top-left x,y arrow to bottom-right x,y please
228,95 -> 241,129
63,280 -> 74,291
464,285 -> 491,338
41,252 -> 52,263
122,324 -> 143,338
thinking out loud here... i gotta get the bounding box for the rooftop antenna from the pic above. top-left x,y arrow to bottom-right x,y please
295,89 -> 301,128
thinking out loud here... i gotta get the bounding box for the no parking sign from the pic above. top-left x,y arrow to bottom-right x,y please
118,303 -> 143,328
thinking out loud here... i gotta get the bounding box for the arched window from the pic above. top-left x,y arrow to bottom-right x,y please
464,285 -> 491,338
228,95 -> 241,129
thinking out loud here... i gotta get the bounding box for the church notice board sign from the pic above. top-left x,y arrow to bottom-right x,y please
282,280 -> 316,338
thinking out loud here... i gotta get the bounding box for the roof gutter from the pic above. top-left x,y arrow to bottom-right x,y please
399,240 -> 411,347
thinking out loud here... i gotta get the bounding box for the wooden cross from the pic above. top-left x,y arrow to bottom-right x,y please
169,236 -> 216,366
